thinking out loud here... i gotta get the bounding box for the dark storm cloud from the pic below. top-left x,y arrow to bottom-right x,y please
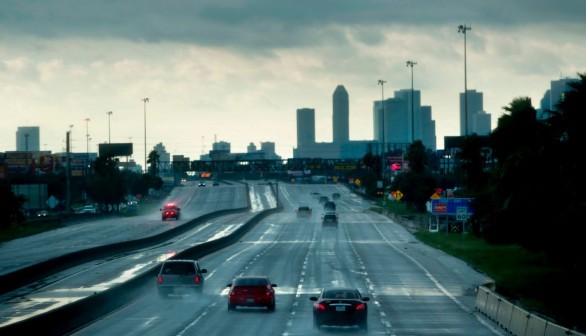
1,0 -> 584,49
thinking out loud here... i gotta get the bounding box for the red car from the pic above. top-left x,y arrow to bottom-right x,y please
227,275 -> 277,312
160,202 -> 181,221
309,287 -> 369,331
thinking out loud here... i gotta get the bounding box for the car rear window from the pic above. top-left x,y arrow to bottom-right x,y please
234,277 -> 268,286
162,262 -> 195,275
323,290 -> 357,299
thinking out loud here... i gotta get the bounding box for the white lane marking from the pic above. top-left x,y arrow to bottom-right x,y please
176,303 -> 215,336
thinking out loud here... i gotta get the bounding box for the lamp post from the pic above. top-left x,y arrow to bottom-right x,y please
106,111 -> 113,143
458,24 -> 471,136
85,118 -> 90,174
406,60 -> 417,142
142,98 -> 149,173
378,79 -> 387,181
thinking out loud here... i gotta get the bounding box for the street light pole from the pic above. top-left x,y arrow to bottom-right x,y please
406,60 -> 417,142
458,24 -> 471,136
142,98 -> 149,173
377,79 -> 386,180
107,111 -> 113,143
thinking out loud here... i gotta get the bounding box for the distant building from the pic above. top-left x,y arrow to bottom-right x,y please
296,108 -> 315,147
16,126 -> 40,152
332,85 -> 349,144
538,77 -> 579,119
460,90 -> 485,136
153,143 -> 170,163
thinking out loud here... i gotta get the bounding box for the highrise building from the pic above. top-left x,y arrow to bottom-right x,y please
332,85 -> 349,143
16,126 -> 40,151
395,89 -> 421,142
538,77 -> 579,119
460,90 -> 484,136
296,108 -> 315,147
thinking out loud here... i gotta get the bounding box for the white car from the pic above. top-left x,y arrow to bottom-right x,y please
77,205 -> 97,214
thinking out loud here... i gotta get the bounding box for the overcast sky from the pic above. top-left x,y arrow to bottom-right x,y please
1,0 -> 584,165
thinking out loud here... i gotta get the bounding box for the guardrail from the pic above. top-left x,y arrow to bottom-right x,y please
475,286 -> 585,336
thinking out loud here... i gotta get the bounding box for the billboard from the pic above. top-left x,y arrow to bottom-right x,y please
99,143 -> 133,157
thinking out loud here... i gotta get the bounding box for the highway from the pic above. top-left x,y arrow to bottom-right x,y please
53,183 -> 501,336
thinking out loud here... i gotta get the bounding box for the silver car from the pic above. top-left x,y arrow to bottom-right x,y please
157,259 -> 207,297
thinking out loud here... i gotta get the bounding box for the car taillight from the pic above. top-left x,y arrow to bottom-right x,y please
356,303 -> 366,311
195,276 -> 201,284
157,276 -> 163,284
315,303 -> 325,311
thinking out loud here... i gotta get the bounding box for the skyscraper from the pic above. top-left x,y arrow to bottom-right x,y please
332,85 -> 349,143
296,108 -> 315,147
16,126 -> 40,151
460,90 -> 483,136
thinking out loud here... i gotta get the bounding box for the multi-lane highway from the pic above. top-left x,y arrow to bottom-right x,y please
1,181 -> 502,335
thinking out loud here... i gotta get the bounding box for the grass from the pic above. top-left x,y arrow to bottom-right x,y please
0,220 -> 65,243
383,201 -> 581,331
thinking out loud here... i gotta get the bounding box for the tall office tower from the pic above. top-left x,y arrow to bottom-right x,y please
373,98 -> 409,147
332,85 -> 349,143
395,89 -> 421,142
16,126 -> 40,151
296,108 -> 316,147
460,90 -> 483,136
472,111 -> 492,135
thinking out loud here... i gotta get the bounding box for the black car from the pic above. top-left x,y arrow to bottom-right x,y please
309,287 -> 369,331
323,201 -> 336,211
321,212 -> 338,226
157,259 -> 207,297
332,192 -> 341,200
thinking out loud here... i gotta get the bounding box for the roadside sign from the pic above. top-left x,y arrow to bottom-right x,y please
47,196 -> 59,209
430,198 -> 474,216
456,206 -> 468,221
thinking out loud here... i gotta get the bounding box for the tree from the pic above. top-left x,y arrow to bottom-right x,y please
147,150 -> 160,177
0,181 -> 26,228
391,141 -> 437,212
86,155 -> 126,212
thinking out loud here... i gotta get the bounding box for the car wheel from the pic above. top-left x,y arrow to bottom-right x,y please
267,301 -> 275,312
359,321 -> 368,333
228,303 -> 236,311
157,289 -> 168,298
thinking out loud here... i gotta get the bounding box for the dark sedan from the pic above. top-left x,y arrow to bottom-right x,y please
309,287 -> 369,331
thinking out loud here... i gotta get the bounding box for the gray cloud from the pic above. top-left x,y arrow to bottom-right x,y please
1,0 -> 584,50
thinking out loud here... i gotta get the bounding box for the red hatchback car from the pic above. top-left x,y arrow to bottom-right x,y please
227,276 -> 277,312
160,202 -> 180,221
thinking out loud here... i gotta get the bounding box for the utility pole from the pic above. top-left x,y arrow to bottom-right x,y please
142,98 -> 149,173
406,60 -> 417,142
458,24 -> 471,136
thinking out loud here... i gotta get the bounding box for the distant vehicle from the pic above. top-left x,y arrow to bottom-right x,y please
322,212 -> 338,226
296,206 -> 312,216
323,201 -> 336,211
76,205 -> 97,214
198,181 -> 206,187
309,287 -> 369,331
160,202 -> 181,221
227,275 -> 277,312
212,181 -> 220,186
180,178 -> 187,182
311,192 -> 320,197
36,210 -> 49,217
332,192 -> 341,200
318,196 -> 329,204
157,259 -> 207,297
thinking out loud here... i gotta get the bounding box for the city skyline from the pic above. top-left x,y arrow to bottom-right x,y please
1,1 -> 584,165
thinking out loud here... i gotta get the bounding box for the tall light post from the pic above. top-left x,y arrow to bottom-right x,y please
378,79 -> 387,180
85,118 -> 90,174
406,60 -> 417,142
458,24 -> 471,136
106,111 -> 113,143
142,98 -> 149,173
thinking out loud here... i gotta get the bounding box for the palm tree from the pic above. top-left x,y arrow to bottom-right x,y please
147,150 -> 160,177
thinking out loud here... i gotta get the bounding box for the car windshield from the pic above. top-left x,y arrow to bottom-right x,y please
162,262 -> 195,275
234,278 -> 268,286
323,290 -> 357,299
